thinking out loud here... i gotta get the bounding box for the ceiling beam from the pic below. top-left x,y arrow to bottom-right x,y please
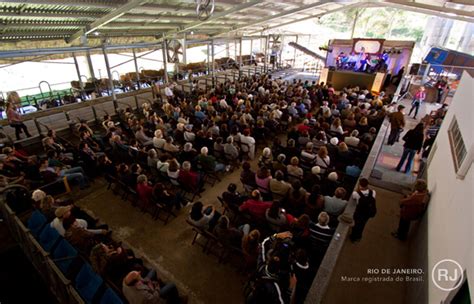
119,13 -> 255,23
215,0 -> 338,36
371,1 -> 474,23
384,0 -> 474,18
167,0 -> 265,36
248,2 -> 364,35
66,0 -> 151,43
0,0 -> 125,9
0,11 -> 100,19
448,0 -> 474,5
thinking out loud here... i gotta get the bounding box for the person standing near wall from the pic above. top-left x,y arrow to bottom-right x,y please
387,105 -> 406,146
396,123 -> 424,174
408,87 -> 426,119
392,179 -> 430,241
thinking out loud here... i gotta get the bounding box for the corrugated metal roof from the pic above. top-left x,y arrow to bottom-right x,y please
0,0 -> 471,43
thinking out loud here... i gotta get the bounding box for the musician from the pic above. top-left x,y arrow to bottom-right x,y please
347,51 -> 358,69
336,52 -> 347,69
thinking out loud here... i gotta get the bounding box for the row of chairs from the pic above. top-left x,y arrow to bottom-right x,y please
105,174 -> 177,225
185,218 -> 245,267
27,210 -> 123,304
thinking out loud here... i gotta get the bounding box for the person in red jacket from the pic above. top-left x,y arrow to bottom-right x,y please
136,174 -> 153,206
239,190 -> 272,221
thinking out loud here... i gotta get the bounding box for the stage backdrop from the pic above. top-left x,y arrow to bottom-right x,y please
326,39 -> 415,76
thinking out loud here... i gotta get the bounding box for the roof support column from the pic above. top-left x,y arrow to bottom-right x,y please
350,9 -> 359,39
72,52 -> 85,100
132,49 -> 141,90
206,43 -> 210,76
182,33 -> 187,65
293,35 -> 298,68
161,36 -> 169,84
211,39 -> 215,88
102,46 -> 117,111
239,37 -> 243,78
264,35 -> 269,73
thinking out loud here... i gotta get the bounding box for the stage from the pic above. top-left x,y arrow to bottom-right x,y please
325,70 -> 380,91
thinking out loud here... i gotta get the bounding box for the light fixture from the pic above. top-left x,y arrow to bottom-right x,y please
93,31 -> 100,36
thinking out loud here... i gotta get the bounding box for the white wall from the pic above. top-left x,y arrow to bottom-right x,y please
426,71 -> 473,303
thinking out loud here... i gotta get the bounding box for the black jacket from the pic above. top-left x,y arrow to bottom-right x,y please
402,129 -> 424,151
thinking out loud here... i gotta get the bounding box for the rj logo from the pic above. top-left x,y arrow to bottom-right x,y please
437,268 -> 459,282
432,259 -> 464,291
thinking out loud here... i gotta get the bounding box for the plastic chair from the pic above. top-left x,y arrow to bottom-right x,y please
38,225 -> 61,252
52,239 -> 78,274
100,288 -> 123,304
75,263 -> 104,304
27,210 -> 47,238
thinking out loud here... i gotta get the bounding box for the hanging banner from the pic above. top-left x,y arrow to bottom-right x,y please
372,72 -> 386,93
319,68 -> 329,85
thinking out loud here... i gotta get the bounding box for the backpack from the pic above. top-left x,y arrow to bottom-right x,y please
357,190 -> 377,218
244,266 -> 279,304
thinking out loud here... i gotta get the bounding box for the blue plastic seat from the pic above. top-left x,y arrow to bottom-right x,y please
38,225 -> 61,252
100,288 -> 123,304
27,210 -> 47,238
75,263 -> 104,304
52,239 -> 78,274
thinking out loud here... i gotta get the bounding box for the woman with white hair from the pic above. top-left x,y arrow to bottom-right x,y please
344,129 -> 360,147
152,129 -> 166,150
197,147 -> 226,172
258,147 -> 273,168
147,149 -> 159,168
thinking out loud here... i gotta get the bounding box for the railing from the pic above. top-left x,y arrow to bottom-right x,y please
0,65 -> 269,142
306,118 -> 390,304
0,190 -> 84,304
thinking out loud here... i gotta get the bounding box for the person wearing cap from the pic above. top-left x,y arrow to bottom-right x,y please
122,270 -> 186,304
50,206 -> 87,236
387,104 -> 406,145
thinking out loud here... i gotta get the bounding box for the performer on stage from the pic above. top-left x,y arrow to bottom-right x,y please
347,51 -> 358,70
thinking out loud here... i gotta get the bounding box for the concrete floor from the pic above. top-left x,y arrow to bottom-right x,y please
324,186 -> 409,304
75,169 -> 249,304
72,76 -> 435,304
371,98 -> 441,192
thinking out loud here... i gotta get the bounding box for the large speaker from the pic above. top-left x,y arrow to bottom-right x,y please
409,64 -> 421,75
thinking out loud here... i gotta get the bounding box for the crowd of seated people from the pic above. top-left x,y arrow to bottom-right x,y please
159,74 -> 390,303
2,70 -> 391,304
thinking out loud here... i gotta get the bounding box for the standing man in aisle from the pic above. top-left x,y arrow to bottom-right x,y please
387,105 -> 406,146
350,178 -> 377,243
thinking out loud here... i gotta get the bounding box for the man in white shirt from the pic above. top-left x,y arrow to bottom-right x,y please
350,178 -> 377,243
164,84 -> 174,102
240,129 -> 256,160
